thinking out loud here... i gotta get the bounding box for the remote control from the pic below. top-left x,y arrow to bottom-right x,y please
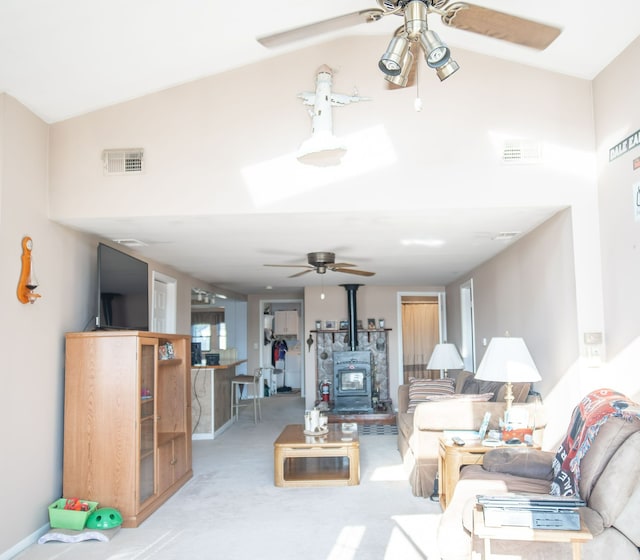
452,436 -> 466,446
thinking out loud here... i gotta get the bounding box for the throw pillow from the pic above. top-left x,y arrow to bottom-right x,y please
407,378 -> 455,413
483,448 -> 555,481
461,377 -> 480,394
478,381 -> 503,402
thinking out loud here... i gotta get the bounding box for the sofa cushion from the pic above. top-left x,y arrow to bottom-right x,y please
482,448 -> 555,480
459,374 -> 529,403
407,377 -> 455,412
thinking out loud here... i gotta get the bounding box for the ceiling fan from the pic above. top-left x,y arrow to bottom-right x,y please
258,1 -> 561,85
264,252 -> 376,278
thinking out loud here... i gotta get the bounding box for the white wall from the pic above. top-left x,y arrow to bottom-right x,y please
447,209 -> 581,447
592,36 -> 640,402
0,94 -> 243,558
0,93 -> 97,556
49,37 -> 597,227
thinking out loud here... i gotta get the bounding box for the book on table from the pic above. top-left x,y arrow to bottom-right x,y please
476,494 -> 586,530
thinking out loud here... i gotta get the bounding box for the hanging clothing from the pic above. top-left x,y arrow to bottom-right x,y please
272,339 -> 288,366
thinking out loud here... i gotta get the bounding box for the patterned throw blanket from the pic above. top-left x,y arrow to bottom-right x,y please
551,388 -> 640,497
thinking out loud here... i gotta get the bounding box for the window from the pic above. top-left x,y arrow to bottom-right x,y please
218,322 -> 227,350
192,324 -> 211,352
191,322 -> 227,352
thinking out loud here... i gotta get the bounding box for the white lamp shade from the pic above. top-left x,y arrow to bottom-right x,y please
427,343 -> 464,370
475,337 -> 541,383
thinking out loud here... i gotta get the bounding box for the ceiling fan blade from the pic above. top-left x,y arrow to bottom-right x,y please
333,267 -> 376,277
288,269 -> 314,278
264,264 -> 312,268
257,9 -> 385,48
442,3 -> 561,50
330,262 -> 357,268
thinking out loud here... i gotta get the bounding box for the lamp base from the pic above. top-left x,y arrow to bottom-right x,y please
504,381 -> 514,411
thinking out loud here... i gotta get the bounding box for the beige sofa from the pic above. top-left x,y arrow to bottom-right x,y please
437,392 -> 640,559
397,371 -> 546,497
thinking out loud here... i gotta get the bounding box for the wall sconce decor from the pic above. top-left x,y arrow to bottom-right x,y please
17,236 -> 41,304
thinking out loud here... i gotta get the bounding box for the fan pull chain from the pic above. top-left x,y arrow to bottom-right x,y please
414,61 -> 423,112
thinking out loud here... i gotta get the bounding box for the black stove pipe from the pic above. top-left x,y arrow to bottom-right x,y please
341,284 -> 362,352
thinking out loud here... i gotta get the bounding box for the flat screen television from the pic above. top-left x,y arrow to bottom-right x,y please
97,243 -> 149,330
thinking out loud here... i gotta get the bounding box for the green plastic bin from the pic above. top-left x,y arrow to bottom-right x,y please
48,499 -> 99,530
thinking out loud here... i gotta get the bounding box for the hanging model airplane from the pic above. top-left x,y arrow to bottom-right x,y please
297,65 -> 369,165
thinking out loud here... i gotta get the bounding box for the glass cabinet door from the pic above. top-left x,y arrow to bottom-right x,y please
139,339 -> 157,506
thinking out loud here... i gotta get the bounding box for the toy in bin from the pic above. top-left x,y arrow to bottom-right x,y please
48,498 -> 98,530
86,507 -> 123,529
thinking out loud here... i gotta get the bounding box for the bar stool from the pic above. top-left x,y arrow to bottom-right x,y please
231,368 -> 263,423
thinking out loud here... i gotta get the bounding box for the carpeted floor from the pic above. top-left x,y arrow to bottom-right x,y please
15,396 -> 442,560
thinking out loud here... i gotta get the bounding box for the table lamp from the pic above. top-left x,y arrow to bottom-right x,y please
427,343 -> 464,378
475,336 -> 540,411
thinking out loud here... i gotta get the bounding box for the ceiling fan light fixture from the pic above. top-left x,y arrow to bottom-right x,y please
419,30 -> 450,68
378,35 -> 410,76
384,48 -> 414,87
403,0 -> 428,40
435,58 -> 459,81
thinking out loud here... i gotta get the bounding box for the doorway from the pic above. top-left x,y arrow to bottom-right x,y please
260,299 -> 304,397
152,272 -> 177,333
398,292 -> 445,383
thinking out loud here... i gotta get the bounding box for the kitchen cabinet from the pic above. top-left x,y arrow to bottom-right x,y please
274,310 -> 299,336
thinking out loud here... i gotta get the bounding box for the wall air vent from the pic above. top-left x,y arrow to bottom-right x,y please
102,148 -> 144,175
502,140 -> 541,164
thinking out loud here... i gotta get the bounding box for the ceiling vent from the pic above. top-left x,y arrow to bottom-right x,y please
112,238 -> 147,247
502,140 -> 541,164
102,148 -> 144,175
493,231 -> 521,241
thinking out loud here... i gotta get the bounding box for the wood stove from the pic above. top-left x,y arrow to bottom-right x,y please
333,350 -> 373,412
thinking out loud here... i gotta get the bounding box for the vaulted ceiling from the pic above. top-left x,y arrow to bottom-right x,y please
2,1 -> 638,295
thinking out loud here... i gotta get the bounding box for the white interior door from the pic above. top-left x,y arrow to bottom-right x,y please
460,279 -> 475,372
152,272 -> 177,333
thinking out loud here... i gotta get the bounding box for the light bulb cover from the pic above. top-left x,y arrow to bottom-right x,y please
379,35 -> 410,76
435,58 -> 459,81
420,30 -> 450,68
384,49 -> 414,87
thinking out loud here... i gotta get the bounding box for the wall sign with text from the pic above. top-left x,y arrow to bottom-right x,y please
609,128 -> 640,162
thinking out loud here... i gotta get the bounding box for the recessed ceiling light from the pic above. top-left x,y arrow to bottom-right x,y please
401,239 -> 445,248
265,286 -> 273,290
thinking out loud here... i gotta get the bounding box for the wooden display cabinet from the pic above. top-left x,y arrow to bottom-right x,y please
63,331 -> 192,528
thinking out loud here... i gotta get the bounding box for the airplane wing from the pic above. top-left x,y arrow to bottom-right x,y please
298,92 -> 316,105
329,94 -> 371,106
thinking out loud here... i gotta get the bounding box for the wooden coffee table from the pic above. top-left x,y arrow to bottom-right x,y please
273,424 -> 360,487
